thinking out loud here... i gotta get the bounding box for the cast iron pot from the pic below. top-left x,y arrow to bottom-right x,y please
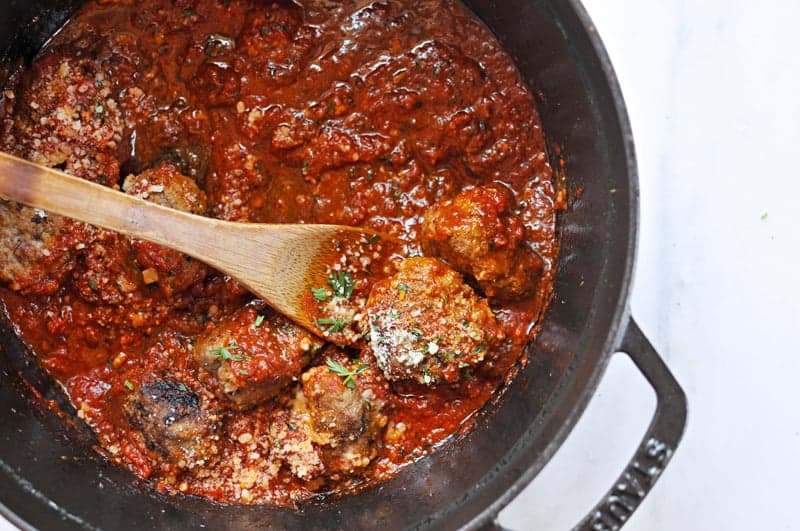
0,0 -> 687,529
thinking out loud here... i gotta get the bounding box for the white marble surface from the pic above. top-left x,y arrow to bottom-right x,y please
3,0 -> 799,529
500,0 -> 800,529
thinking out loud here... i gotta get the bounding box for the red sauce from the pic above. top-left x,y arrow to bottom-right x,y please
0,0 -> 561,506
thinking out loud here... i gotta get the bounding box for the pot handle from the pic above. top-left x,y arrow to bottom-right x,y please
487,318 -> 687,531
572,318 -> 687,530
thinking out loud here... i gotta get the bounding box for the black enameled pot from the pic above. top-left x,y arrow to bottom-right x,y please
0,1 -> 687,529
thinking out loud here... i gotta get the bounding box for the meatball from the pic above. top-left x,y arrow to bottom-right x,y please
295,350 -> 388,473
193,304 -> 319,409
122,162 -> 207,214
421,185 -> 544,301
0,202 -> 90,295
123,162 -> 208,295
365,257 -> 503,385
1,54 -> 123,184
124,379 -> 217,469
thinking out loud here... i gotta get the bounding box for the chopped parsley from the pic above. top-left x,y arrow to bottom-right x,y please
182,7 -> 198,17
177,382 -> 189,392
325,357 -> 368,389
327,271 -> 356,299
253,314 -> 265,328
316,317 -> 351,334
88,278 -> 98,290
286,422 -> 297,431
209,342 -> 247,362
472,335 -> 494,355
366,234 -> 381,244
123,380 -> 134,391
397,282 -> 409,295
310,286 -> 329,301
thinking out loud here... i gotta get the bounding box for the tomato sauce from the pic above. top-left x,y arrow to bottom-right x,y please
0,0 -> 561,506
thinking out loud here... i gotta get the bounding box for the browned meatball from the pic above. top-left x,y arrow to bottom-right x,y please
294,350 -> 388,473
123,162 -> 208,295
122,162 -> 207,214
193,304 -> 319,409
268,349 -> 390,477
1,54 -> 123,183
0,202 -> 94,295
124,379 -> 218,469
365,257 -> 503,385
421,185 -> 543,301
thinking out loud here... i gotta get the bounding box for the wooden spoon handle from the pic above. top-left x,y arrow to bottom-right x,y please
0,151 -> 221,255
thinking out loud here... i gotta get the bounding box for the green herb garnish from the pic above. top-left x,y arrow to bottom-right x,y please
310,286 -> 329,301
327,271 -> 356,299
286,422 -> 296,431
182,7 -> 198,16
325,357 -> 368,389
210,342 -> 247,362
366,234 -> 380,244
88,278 -> 98,290
397,282 -> 409,294
124,380 -> 134,391
177,382 -> 188,392
316,317 -> 351,334
253,314 -> 265,328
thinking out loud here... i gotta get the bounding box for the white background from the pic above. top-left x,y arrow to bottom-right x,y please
3,0 -> 800,529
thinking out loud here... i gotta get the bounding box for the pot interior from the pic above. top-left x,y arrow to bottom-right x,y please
0,1 -> 635,529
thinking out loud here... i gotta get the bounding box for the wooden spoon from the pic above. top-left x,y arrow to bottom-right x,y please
0,151 -> 378,332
